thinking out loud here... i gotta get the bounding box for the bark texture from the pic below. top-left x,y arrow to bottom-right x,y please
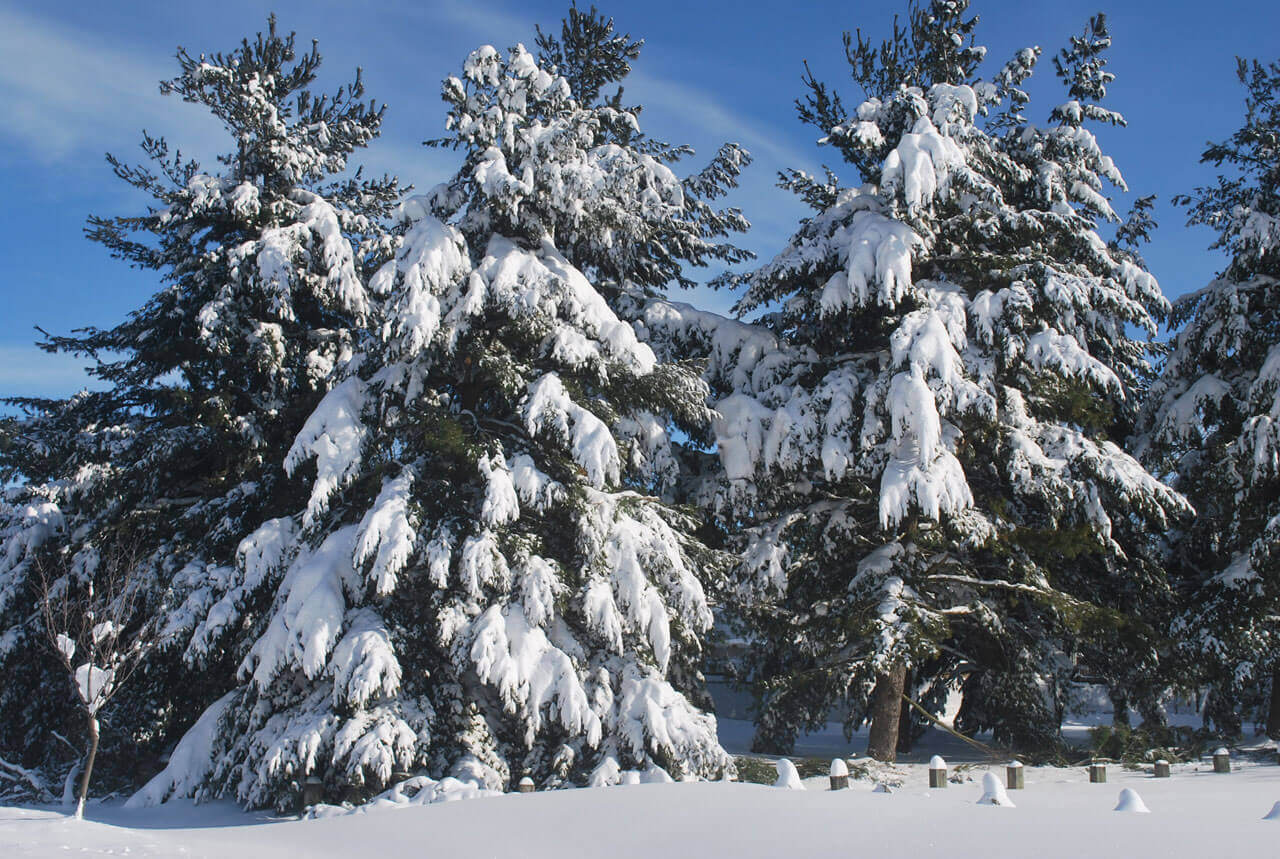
74,716 -> 99,820
866,663 -> 907,763
1266,668 -> 1280,740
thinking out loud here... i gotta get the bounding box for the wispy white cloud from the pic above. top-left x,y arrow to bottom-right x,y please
0,3 -> 222,164
420,0 -> 532,42
382,0 -> 818,178
355,135 -> 462,193
628,71 -> 818,178
0,345 -> 102,399
618,70 -> 817,272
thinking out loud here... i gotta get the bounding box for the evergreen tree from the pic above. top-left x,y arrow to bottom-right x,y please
135,8 -> 748,809
701,2 -> 1186,757
429,2 -> 752,301
1141,57 -> 1280,736
0,17 -> 397,790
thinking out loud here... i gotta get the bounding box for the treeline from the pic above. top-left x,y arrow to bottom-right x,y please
0,0 -> 1277,810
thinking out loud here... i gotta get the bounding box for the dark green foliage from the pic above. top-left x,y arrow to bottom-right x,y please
1049,14 -> 1124,127
713,1 -> 1184,760
1176,57 -> 1280,277
535,3 -> 641,107
0,16 -> 397,792
1142,56 -> 1280,736
1087,723 -> 1216,765
428,4 -> 751,297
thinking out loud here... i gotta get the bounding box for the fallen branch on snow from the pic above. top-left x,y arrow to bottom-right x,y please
0,755 -> 54,801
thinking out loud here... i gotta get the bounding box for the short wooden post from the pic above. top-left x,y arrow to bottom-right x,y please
928,755 -> 947,788
829,758 -> 849,791
302,775 -> 324,808
1153,760 -> 1170,778
1089,761 -> 1107,784
1006,760 -> 1024,790
1212,748 -> 1230,773
517,776 -> 535,793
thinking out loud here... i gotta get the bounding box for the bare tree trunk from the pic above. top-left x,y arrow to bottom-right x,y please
896,668 -> 915,754
1205,687 -> 1241,736
866,663 -> 907,763
1266,668 -> 1280,740
74,717 -> 99,821
1110,689 -> 1130,728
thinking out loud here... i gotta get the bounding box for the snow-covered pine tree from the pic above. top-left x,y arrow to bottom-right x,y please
1141,57 -> 1280,736
431,2 -> 753,302
706,2 -> 1187,757
0,17 -> 397,788
136,8 -> 748,809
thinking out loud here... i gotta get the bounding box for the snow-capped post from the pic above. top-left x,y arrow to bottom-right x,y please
1006,760 -> 1024,790
518,777 -> 535,794
1153,760 -> 1170,778
830,758 -> 849,791
1213,748 -> 1231,773
1089,761 -> 1107,783
302,776 -> 324,809
929,756 -> 947,788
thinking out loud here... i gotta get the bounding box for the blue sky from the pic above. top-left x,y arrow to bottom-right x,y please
1,0 -> 1277,400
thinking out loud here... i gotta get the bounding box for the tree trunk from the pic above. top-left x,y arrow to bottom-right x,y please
866,663 -> 907,763
1266,668 -> 1280,740
1205,687 -> 1241,737
74,716 -> 99,821
896,669 -> 915,754
1137,698 -> 1167,730
1110,689 -> 1130,728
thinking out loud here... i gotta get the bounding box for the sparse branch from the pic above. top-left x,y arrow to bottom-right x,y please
35,539 -> 157,820
0,755 -> 53,802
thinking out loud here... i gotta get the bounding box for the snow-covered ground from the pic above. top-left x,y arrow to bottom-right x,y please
5,692 -> 1250,857
5,756 -> 1280,858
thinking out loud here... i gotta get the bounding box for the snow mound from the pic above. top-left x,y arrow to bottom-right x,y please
929,755 -> 946,770
1114,788 -> 1150,813
774,759 -> 804,790
307,775 -> 503,818
977,771 -> 1014,807
642,765 -> 674,785
830,758 -> 849,777
126,692 -> 236,807
1263,802 -> 1280,821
